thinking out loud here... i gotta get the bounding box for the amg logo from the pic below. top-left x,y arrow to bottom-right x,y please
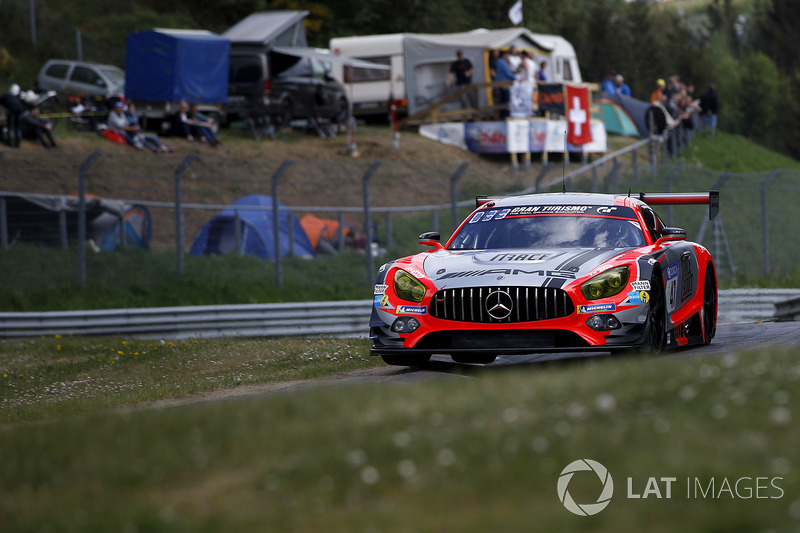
436,268 -> 576,280
490,253 -> 549,262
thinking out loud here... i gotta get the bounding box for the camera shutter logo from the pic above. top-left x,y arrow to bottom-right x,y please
557,459 -> 614,516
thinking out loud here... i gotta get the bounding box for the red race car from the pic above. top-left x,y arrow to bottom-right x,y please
370,191 -> 719,365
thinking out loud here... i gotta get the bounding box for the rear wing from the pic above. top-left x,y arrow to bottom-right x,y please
638,190 -> 719,220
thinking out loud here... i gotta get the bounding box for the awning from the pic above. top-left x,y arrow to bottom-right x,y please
271,46 -> 390,70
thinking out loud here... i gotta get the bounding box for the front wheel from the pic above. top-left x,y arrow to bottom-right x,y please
644,272 -> 666,353
380,354 -> 431,367
702,265 -> 717,345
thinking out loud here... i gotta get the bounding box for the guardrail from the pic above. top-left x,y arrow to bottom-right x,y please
0,300 -> 373,340
774,295 -> 800,322
0,289 -> 797,340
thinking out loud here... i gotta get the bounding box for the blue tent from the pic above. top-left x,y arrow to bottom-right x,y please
126,29 -> 230,104
190,195 -> 315,260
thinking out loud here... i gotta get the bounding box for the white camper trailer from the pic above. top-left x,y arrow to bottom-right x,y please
329,28 -> 582,117
330,33 -> 407,117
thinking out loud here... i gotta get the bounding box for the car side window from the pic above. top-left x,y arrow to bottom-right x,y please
640,207 -> 660,242
45,63 -> 69,79
71,66 -> 105,87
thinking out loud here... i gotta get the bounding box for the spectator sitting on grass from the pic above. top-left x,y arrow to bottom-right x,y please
188,103 -> 220,146
21,105 -> 57,148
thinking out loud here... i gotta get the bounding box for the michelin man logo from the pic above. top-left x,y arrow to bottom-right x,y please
557,459 -> 614,516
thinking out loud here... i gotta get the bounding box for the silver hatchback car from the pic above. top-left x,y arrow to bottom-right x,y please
36,60 -> 125,99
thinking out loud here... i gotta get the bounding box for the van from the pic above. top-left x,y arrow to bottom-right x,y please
36,60 -> 125,99
227,47 -> 348,126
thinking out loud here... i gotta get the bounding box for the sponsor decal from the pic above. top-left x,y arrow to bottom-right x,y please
625,291 -> 650,305
631,280 -> 651,291
578,303 -> 617,314
496,209 -> 511,220
666,261 -> 679,313
510,205 -> 591,216
406,267 -> 425,279
597,206 -> 618,214
482,210 -> 498,222
469,212 -> 485,224
396,305 -> 426,315
374,294 -> 393,309
374,284 -> 387,295
489,252 -> 550,262
436,268 -> 576,280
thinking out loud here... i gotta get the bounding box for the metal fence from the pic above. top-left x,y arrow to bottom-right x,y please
1,132 -> 799,295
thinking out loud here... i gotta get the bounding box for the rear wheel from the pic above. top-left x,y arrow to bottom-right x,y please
702,265 -> 717,344
645,272 -> 666,353
380,354 -> 431,367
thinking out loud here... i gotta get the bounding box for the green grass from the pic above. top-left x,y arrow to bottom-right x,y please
0,336 -> 379,424
2,343 -> 798,531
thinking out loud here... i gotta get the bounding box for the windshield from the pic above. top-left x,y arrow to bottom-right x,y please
98,67 -> 125,87
449,205 -> 646,250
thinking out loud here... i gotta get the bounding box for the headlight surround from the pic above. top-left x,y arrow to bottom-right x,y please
581,266 -> 630,300
394,269 -> 426,303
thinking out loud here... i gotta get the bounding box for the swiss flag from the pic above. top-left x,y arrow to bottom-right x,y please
565,84 -> 592,145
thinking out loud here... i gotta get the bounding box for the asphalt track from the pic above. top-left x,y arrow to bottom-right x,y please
361,321 -> 800,383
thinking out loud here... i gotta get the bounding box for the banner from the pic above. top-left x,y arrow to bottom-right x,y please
419,122 -> 466,151
565,84 -> 593,145
538,83 -> 564,115
508,0 -> 523,25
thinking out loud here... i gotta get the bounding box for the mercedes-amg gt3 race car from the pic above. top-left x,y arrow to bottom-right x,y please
370,191 -> 719,366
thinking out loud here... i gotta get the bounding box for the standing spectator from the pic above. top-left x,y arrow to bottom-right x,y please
20,105 -> 57,148
537,60 -> 547,81
601,71 -> 617,95
0,83 -> 25,147
446,49 -> 476,110
614,74 -> 631,96
699,84 -> 719,135
520,51 -> 536,83
507,46 -> 522,75
494,50 -> 516,119
650,79 -> 666,104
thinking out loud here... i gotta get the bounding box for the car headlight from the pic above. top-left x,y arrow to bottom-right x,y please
394,269 -> 426,303
581,266 -> 630,300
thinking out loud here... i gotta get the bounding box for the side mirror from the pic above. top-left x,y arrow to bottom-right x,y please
656,227 -> 687,244
418,231 -> 443,249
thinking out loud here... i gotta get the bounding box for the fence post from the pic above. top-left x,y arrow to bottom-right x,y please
385,212 -> 393,250
632,149 -> 639,185
450,162 -> 469,230
362,160 -> 382,284
664,162 -> 684,227
761,169 -> 779,275
432,210 -> 439,233
59,211 -> 68,250
0,196 -> 7,249
288,211 -> 295,257
534,162 -> 552,193
78,151 -> 101,289
234,211 -> 242,254
271,159 -> 293,287
338,211 -> 345,252
174,154 -> 196,276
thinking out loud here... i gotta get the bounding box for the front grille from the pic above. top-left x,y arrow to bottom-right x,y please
429,286 -> 574,323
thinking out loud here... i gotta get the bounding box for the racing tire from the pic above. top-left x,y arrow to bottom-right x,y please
451,353 -> 497,365
380,354 -> 431,367
702,265 -> 717,345
644,272 -> 666,354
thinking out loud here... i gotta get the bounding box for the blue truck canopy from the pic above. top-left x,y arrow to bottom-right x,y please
125,29 -> 230,104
